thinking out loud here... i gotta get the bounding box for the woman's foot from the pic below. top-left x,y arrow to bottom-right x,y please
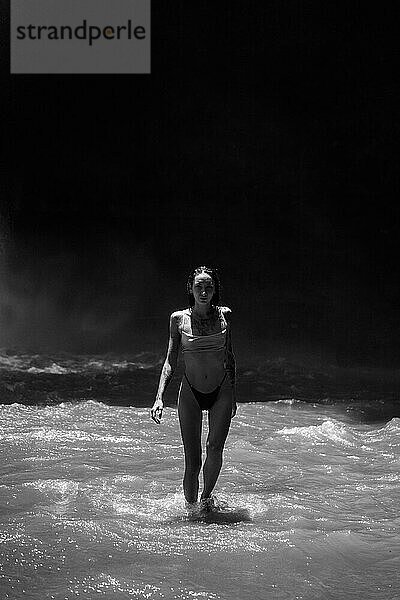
199,496 -> 216,513
185,501 -> 199,515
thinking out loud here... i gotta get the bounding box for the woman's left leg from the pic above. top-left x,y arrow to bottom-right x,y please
201,377 -> 233,500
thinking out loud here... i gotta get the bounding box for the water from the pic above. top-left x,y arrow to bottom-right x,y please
0,352 -> 399,599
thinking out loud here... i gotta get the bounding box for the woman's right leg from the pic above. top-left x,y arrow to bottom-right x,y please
177,378 -> 202,503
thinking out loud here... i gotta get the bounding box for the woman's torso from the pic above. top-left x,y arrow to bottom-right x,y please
179,306 -> 228,392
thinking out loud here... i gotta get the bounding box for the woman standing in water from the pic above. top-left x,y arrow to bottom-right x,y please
151,266 -> 237,510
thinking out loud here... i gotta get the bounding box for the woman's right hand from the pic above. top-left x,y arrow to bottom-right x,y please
150,398 -> 164,424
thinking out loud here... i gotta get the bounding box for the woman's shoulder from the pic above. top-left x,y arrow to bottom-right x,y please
170,309 -> 189,328
217,306 -> 232,326
170,308 -> 189,318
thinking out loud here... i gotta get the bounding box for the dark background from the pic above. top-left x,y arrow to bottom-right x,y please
2,2 -> 400,366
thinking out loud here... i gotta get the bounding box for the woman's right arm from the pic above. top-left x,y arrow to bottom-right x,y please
150,312 -> 181,423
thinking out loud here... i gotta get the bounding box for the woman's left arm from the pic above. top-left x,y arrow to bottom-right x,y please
223,307 -> 237,417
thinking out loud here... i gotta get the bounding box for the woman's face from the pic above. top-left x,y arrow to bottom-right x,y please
192,272 -> 215,306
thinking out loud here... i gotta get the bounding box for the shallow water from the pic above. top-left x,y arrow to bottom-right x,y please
1,395 -> 399,600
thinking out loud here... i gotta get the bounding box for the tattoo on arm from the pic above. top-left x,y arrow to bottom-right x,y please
224,308 -> 236,387
158,362 -> 172,388
226,346 -> 236,386
156,312 -> 181,399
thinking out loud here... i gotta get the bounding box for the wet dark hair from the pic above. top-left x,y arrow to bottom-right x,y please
186,266 -> 221,308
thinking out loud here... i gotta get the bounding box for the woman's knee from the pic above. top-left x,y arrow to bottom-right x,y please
206,439 -> 225,455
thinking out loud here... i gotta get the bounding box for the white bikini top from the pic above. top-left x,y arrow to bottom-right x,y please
180,309 -> 227,354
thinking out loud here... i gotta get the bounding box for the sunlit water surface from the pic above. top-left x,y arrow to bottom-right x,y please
1,397 -> 399,600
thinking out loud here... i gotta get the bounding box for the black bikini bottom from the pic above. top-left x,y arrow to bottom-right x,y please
184,373 -> 227,411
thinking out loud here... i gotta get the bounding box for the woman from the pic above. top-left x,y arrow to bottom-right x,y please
151,266 -> 237,510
